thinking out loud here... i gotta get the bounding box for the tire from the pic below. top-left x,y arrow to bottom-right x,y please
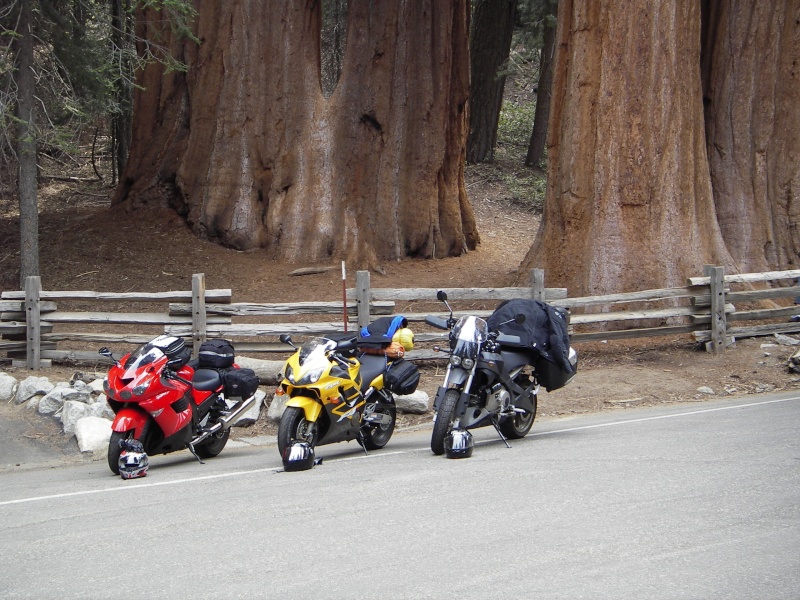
108,430 -> 132,475
195,427 -> 230,458
360,393 -> 396,450
499,392 -> 537,439
277,406 -> 318,456
430,389 -> 460,455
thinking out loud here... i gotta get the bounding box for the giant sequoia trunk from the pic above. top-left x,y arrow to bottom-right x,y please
702,0 -> 800,272
519,0 -> 734,296
114,0 -> 475,267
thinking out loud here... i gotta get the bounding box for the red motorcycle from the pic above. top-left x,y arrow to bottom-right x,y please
101,335 -> 258,475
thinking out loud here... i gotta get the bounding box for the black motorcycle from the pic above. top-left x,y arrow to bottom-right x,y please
424,292 -> 577,457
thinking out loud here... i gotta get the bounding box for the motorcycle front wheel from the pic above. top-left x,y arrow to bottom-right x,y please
107,430 -> 132,475
430,389 -> 460,455
277,406 -> 319,456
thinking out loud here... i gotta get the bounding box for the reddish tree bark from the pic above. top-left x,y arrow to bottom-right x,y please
519,0 -> 735,296
114,0 -> 475,268
702,0 -> 800,272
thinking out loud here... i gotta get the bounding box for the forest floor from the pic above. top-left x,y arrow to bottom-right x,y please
2,162 -> 800,460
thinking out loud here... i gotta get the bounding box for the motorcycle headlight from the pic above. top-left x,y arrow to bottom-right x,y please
283,365 -> 293,383
450,355 -> 462,367
296,366 -> 325,386
132,383 -> 149,396
461,357 -> 475,369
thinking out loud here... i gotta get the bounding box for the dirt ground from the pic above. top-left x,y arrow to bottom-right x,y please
2,172 -> 800,457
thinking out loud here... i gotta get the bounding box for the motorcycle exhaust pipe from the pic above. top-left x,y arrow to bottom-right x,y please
191,395 -> 257,446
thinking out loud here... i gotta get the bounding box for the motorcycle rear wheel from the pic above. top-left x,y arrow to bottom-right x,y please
278,406 -> 319,456
498,398 -> 537,439
430,389 -> 460,455
195,428 -> 230,458
360,394 -> 396,450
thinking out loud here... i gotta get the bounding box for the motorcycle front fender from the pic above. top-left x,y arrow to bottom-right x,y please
111,407 -> 149,438
285,396 -> 323,422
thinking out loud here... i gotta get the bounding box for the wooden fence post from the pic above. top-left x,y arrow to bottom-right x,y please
356,270 -> 371,329
192,273 -> 207,357
530,268 -> 545,302
25,275 -> 41,370
705,265 -> 727,353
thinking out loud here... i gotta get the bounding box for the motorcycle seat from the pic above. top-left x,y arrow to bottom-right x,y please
192,368 -> 224,392
358,353 -> 387,391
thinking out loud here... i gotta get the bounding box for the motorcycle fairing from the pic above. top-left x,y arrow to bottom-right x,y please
285,395 -> 324,422
111,407 -> 149,437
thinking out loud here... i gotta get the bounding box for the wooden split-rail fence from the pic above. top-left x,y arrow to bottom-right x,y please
2,267 -> 800,371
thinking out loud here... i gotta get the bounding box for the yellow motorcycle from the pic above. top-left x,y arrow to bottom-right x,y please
276,325 -> 419,463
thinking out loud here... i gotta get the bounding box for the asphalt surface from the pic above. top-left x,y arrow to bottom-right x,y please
1,392 -> 799,599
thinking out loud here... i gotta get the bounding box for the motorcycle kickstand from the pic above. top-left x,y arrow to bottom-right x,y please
356,431 -> 369,456
186,443 -> 206,464
491,420 -> 511,449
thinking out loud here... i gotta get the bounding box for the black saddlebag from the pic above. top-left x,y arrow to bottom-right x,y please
384,359 -> 420,395
223,367 -> 259,399
152,335 -> 191,370
198,339 -> 236,368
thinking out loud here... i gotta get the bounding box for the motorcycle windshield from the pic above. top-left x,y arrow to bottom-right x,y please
122,344 -> 165,378
451,316 -> 488,359
297,337 -> 336,368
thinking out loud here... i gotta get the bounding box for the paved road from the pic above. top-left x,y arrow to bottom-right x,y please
1,393 -> 799,599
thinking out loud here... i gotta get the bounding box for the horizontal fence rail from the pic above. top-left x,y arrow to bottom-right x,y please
2,267 -> 800,370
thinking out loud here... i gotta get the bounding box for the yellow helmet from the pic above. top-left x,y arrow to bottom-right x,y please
392,327 -> 415,351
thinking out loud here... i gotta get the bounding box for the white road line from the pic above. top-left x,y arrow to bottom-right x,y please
2,395 -> 796,508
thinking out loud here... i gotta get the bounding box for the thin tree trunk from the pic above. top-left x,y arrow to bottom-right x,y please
466,0 -> 517,164
525,7 -> 556,168
16,0 -> 39,287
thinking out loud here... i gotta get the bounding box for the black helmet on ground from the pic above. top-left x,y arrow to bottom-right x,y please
282,441 -> 316,471
444,429 -> 474,459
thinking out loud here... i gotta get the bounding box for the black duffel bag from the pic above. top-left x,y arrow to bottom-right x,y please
198,339 -> 235,368
384,359 -> 420,395
224,367 -> 259,399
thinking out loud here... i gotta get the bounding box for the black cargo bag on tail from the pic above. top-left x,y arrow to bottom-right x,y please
224,367 -> 259,399
384,359 -> 420,395
198,339 -> 235,369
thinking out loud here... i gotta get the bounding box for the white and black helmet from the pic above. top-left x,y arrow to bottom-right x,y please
282,442 -> 316,472
444,429 -> 474,459
119,439 -> 149,479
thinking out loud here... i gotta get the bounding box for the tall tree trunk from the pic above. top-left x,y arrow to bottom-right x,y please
114,0 -> 475,267
15,0 -> 39,287
525,4 -> 556,168
702,0 -> 800,272
111,0 -> 132,184
519,0 -> 734,296
328,0 -> 476,262
466,0 -> 517,164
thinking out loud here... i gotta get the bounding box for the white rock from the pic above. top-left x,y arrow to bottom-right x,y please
267,393 -> 288,422
233,389 -> 266,427
39,387 -> 92,416
773,333 -> 800,346
91,401 -> 115,420
14,376 -> 54,405
696,386 -> 715,395
0,373 -> 18,402
74,417 -> 112,453
61,400 -> 94,435
395,390 -> 430,414
87,379 -> 106,394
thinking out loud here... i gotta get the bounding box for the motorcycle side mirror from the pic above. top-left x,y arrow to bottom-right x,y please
437,290 -> 448,302
514,314 -> 526,325
279,334 -> 295,348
